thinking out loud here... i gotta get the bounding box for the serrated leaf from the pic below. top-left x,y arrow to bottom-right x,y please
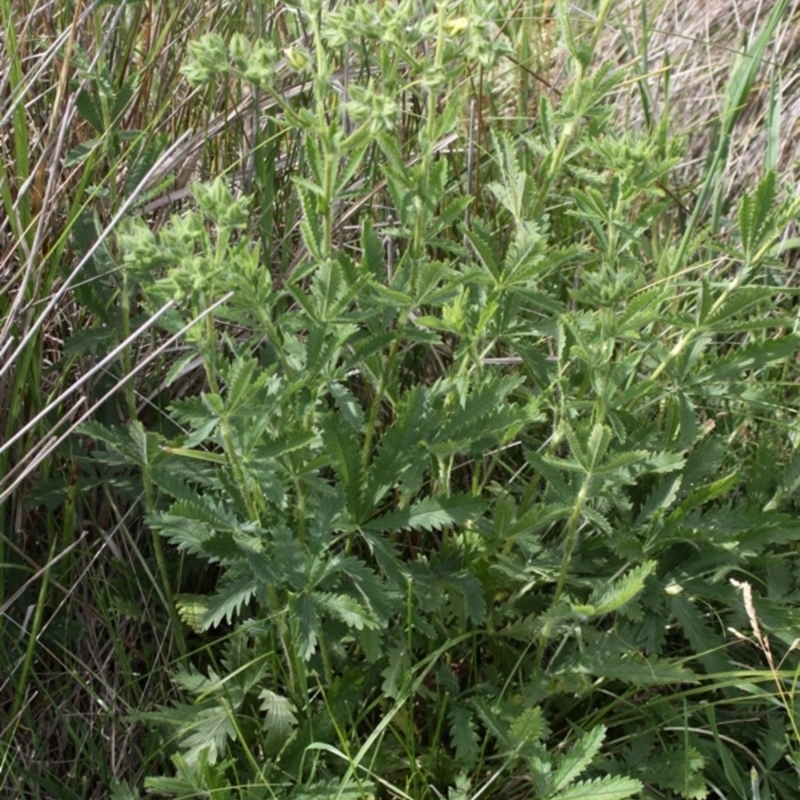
587,423 -> 613,469
549,725 -> 606,793
150,513 -> 213,556
259,688 -> 296,721
178,704 -> 236,767
293,593 -> 319,661
562,423 -> 589,470
322,413 -> 363,519
258,688 -> 297,753
704,285 -> 781,328
581,654 -> 697,685
465,219 -> 501,279
645,745 -> 706,799
255,429 -> 316,460
333,555 -> 399,623
502,220 -> 547,286
295,178 -> 323,260
172,665 -> 223,696
428,406 -> 527,457
360,216 -> 385,280
143,750 -> 226,796
150,468 -> 205,505
488,130 -> 536,219
549,775 -> 642,800
443,569 -> 486,625
430,376 -> 527,454
125,131 -> 169,201
509,707 -> 547,748
329,381 -> 366,431
363,495 -> 485,534
78,420 -> 153,466
697,336 -> 800,383
435,194 -> 472,231
223,355 -> 260,413
160,444 -> 226,464
364,383 -> 435,507
176,595 -> 208,633
589,561 -> 655,615
739,171 -> 777,260
670,469 -> 739,518
312,590 -> 378,631
449,704 -> 480,766
201,574 -> 258,629
168,497 -> 238,531
381,643 -> 411,698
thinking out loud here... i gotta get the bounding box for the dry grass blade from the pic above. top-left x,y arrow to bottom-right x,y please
592,0 -> 800,195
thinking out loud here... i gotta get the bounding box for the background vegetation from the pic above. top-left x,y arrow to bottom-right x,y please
3,1 -> 800,798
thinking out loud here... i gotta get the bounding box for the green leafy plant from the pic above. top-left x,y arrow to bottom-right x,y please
86,1 -> 800,797
7,1 -> 800,799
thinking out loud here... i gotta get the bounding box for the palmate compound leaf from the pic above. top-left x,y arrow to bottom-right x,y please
77,420 -> 149,467
487,129 -> 537,220
465,217 -> 502,280
501,219 -> 548,287
738,169 -> 778,260
430,374 -> 527,448
171,664 -> 224,696
644,744 -> 706,800
364,383 -> 436,507
177,703 -> 237,767
548,775 -> 643,800
435,564 -> 486,625
328,554 -> 399,624
143,750 -> 232,796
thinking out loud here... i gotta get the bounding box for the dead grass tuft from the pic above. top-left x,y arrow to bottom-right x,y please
589,0 -> 800,195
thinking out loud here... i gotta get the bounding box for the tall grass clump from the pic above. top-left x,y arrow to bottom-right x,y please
1,0 -> 293,795
4,0 -> 800,798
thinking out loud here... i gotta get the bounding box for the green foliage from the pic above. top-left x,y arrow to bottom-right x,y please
9,0 -> 800,798
83,0 -> 800,794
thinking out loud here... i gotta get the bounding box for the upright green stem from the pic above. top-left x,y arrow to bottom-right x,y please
409,4 -> 447,292
359,8 -> 452,483
536,471 -> 591,665
553,475 -> 590,606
